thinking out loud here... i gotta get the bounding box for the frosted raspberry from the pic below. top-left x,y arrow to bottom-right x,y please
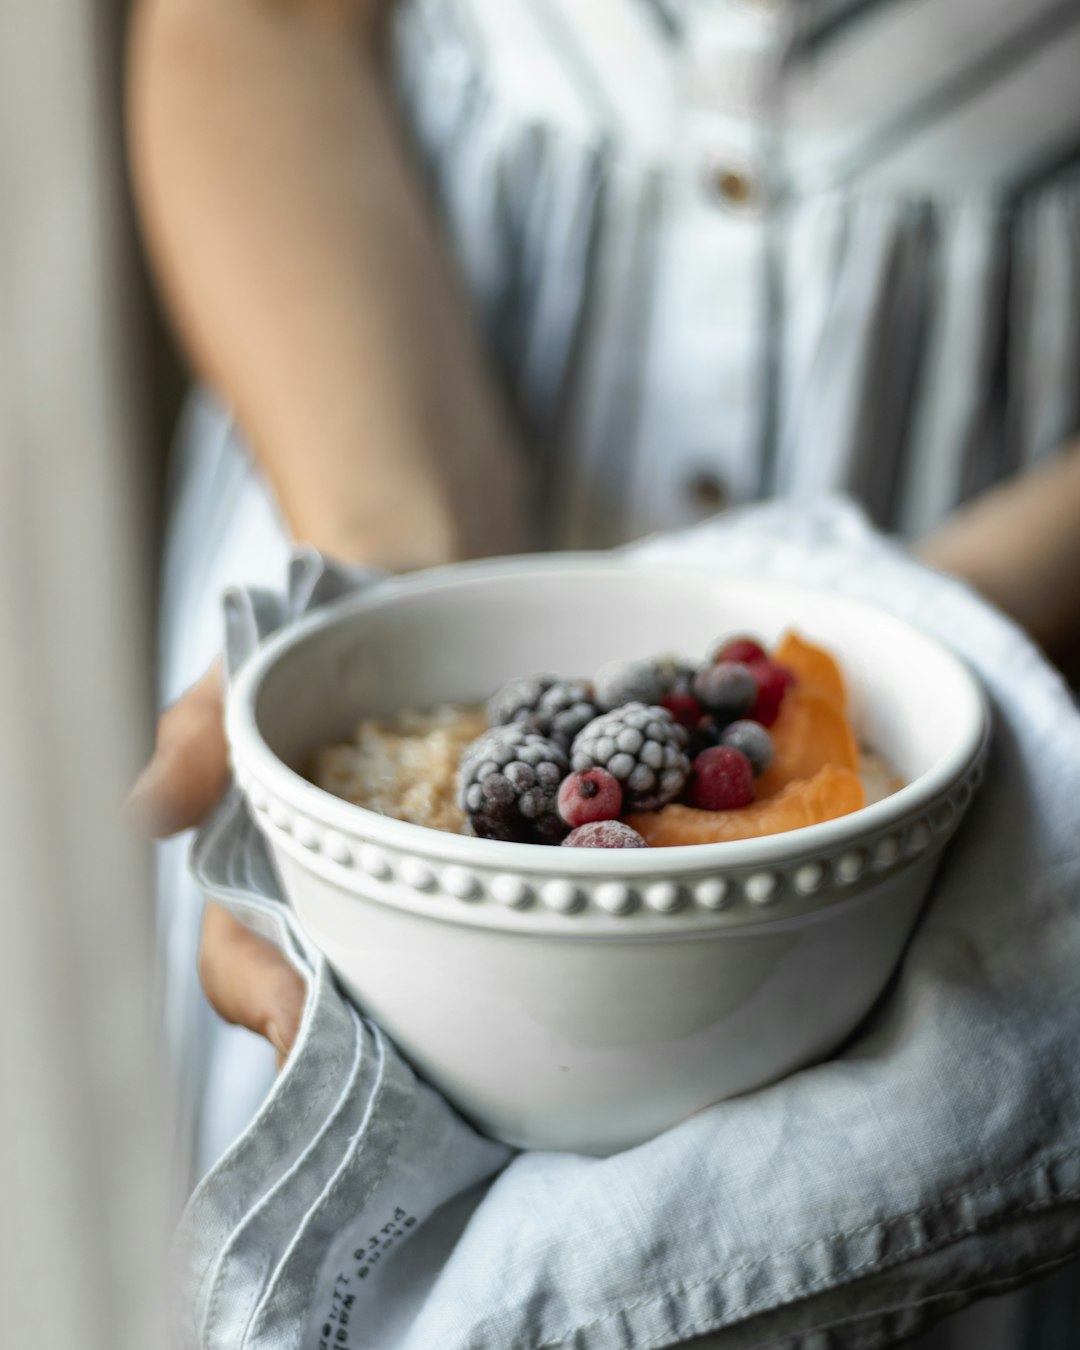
686,746 -> 755,810
562,821 -> 648,849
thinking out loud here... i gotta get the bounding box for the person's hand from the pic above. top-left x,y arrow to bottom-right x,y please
127,663 -> 306,1064
919,442 -> 1080,685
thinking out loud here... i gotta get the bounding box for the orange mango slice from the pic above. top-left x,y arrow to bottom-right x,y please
772,630 -> 847,711
626,765 -> 866,846
755,687 -> 859,800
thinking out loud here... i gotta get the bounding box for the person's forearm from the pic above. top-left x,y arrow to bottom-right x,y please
919,444 -> 1080,683
128,0 -> 526,569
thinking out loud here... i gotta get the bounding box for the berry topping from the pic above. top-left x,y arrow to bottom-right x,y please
661,689 -> 703,728
746,660 -> 796,727
686,746 -> 756,810
692,662 -> 757,721
487,675 -> 598,750
557,768 -> 623,828
562,821 -> 648,849
719,719 -> 774,776
458,726 -> 569,844
571,703 -> 690,811
487,674 -> 554,727
686,715 -> 725,760
593,658 -> 669,712
657,656 -> 701,693
710,636 -> 767,666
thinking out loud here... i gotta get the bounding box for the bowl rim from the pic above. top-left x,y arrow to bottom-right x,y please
226,553 -> 990,878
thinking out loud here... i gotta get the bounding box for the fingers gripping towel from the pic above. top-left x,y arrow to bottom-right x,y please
176,550 -> 511,1349
176,501 -> 1080,1349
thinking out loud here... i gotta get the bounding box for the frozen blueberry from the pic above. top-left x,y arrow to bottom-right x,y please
719,719 -> 774,777
692,662 -> 757,722
593,658 -> 669,712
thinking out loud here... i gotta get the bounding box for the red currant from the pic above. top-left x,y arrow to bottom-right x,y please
557,768 -> 623,828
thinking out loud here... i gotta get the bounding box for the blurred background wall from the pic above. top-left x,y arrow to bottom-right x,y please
0,0 -> 179,1343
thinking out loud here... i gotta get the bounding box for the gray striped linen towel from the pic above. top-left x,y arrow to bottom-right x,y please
175,498 -> 1080,1349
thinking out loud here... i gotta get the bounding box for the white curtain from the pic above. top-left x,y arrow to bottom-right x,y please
0,1 -> 169,1344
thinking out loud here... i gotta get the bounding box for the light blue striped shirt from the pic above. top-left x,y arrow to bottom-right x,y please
393,0 -> 1080,546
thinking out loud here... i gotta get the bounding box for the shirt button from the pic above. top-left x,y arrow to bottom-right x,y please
705,161 -> 761,212
686,471 -> 729,512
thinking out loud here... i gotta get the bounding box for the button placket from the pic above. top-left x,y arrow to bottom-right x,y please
623,2 -> 787,536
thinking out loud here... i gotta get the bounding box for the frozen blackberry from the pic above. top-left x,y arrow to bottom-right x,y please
570,703 -> 690,811
487,674 -> 599,750
593,658 -> 669,712
458,725 -> 570,844
487,674 -> 554,727
532,678 -> 600,748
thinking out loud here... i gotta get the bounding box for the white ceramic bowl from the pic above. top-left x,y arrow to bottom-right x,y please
227,557 -> 989,1155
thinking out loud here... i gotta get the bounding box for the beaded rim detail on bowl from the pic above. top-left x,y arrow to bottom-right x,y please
596,882 -> 637,915
695,878 -> 731,910
400,857 -> 435,891
247,736 -> 987,924
645,881 -> 685,913
492,874 -> 533,909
